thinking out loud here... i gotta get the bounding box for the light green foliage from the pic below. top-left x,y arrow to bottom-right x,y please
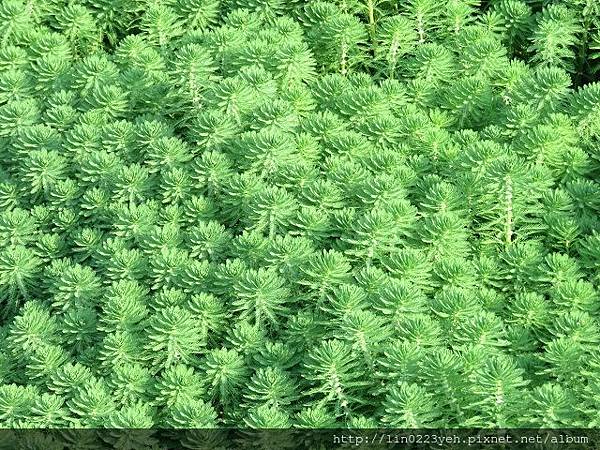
0,0 -> 599,432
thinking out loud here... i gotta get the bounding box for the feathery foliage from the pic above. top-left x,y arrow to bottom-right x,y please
0,0 -> 599,434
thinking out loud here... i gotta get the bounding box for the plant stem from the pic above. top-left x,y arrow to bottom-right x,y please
367,0 -> 376,43
504,176 -> 513,246
340,43 -> 348,76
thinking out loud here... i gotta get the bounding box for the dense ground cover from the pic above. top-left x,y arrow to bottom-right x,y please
0,0 -> 600,432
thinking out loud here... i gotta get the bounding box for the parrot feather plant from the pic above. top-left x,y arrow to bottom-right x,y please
0,0 -> 599,435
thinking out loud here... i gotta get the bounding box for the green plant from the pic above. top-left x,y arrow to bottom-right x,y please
0,0 -> 599,434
